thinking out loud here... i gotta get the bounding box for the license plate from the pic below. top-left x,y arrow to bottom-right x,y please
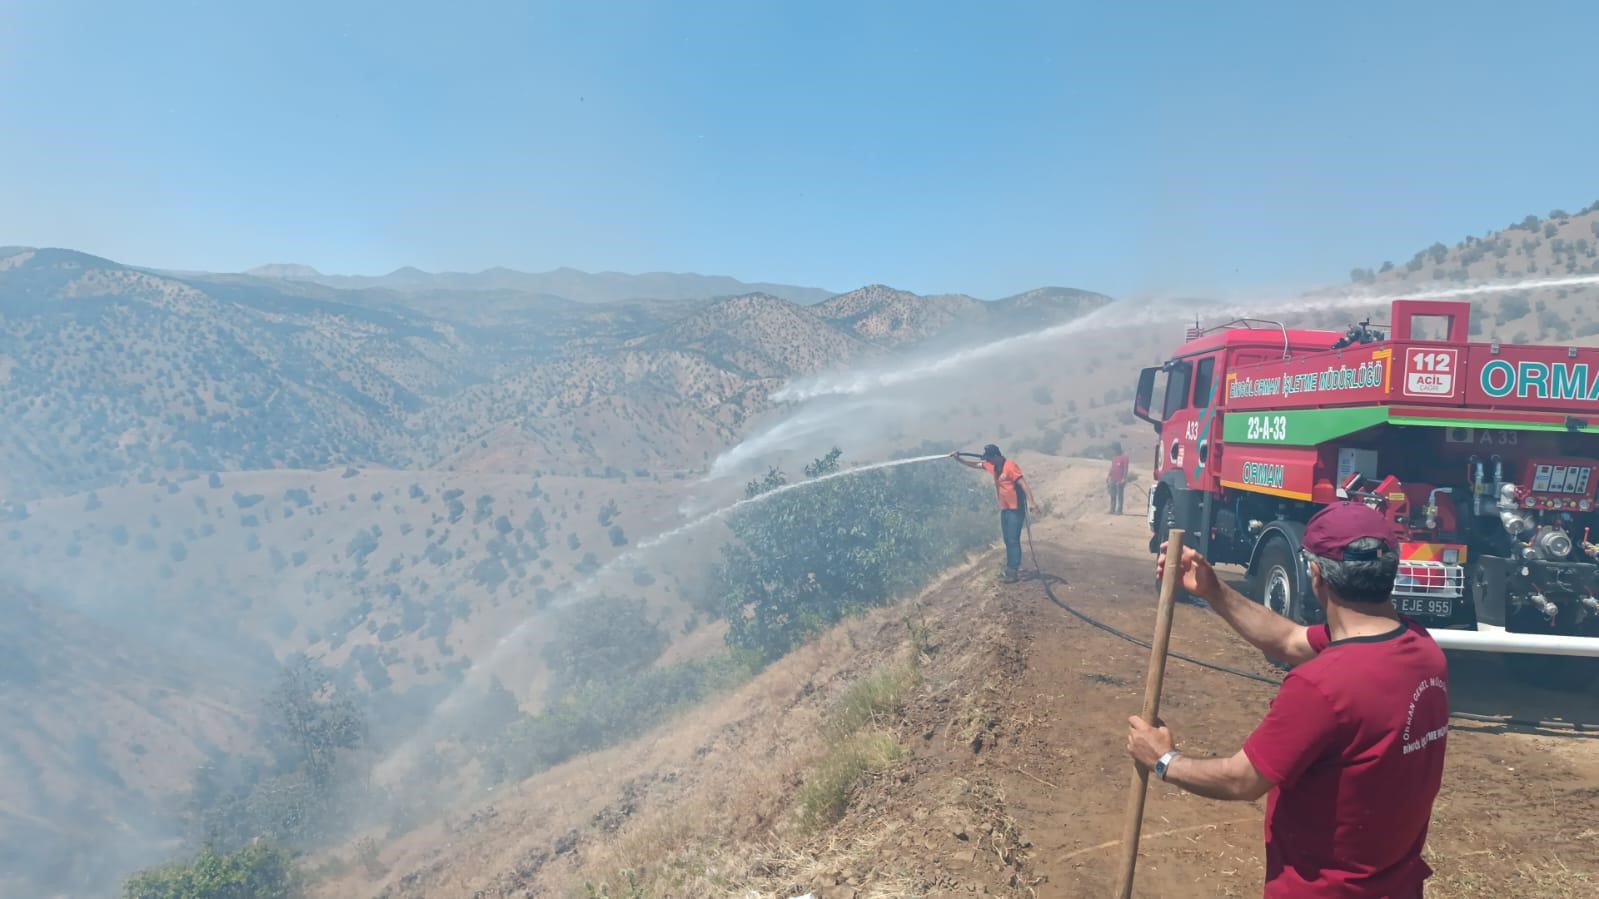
1396,596 -> 1454,618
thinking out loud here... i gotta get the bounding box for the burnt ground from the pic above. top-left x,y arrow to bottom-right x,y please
317,458 -> 1599,898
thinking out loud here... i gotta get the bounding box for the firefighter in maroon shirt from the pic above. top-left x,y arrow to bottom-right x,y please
1106,442 -> 1131,515
1127,502 -> 1449,898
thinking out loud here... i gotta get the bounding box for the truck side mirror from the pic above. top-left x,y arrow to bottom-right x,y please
1134,367 -> 1160,428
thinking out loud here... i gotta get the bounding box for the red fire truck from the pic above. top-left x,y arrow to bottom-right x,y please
1134,299 -> 1599,665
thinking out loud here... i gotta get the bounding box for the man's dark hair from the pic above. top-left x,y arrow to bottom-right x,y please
1309,537 -> 1400,604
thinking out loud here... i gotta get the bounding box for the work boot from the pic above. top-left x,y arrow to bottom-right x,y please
1001,568 -> 1019,584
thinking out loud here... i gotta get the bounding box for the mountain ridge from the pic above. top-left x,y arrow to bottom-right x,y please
240,261 -> 839,306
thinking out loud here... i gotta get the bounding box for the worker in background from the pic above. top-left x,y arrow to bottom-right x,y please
1126,502 -> 1448,898
1106,442 -> 1130,515
952,444 -> 1038,583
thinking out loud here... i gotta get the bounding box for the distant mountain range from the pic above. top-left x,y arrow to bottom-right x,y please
237,262 -> 839,306
0,246 -> 1113,498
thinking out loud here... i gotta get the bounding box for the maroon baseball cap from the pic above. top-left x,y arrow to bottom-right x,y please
1302,502 -> 1396,561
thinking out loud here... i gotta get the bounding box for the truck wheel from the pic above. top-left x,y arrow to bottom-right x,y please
1149,492 -> 1175,554
1252,537 -> 1322,626
1253,538 -> 1298,620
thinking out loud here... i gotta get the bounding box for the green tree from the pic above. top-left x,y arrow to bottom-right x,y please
804,447 -> 842,478
264,657 -> 364,790
745,467 -> 787,498
188,659 -> 368,852
1498,294 -> 1532,324
123,842 -> 299,899
712,449 -> 986,662
541,595 -> 668,697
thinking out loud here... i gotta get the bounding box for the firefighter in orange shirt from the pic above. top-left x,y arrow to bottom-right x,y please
953,444 -> 1038,582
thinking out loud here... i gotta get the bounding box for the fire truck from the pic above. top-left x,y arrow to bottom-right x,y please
1134,299 -> 1599,667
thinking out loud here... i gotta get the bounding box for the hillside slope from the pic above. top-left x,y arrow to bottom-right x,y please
1,463 -> 716,896
816,285 -> 986,347
646,293 -> 877,377
0,248 -> 482,497
0,583 -> 258,896
1346,200 -> 1599,344
315,458 -> 1599,898
814,284 -> 1115,348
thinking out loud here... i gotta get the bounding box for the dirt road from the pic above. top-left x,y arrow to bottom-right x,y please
331,456 -> 1599,898
931,459 -> 1599,897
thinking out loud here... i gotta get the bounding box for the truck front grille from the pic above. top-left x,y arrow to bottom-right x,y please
1394,561 -> 1466,599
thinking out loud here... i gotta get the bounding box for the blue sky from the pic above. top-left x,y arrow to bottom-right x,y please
3,0 -> 1596,298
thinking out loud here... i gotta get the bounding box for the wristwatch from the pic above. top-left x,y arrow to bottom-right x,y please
1154,750 -> 1180,781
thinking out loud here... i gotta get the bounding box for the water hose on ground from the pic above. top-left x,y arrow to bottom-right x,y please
1025,539 -> 1599,737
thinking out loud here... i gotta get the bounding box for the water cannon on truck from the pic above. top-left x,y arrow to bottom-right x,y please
1132,299 -> 1599,676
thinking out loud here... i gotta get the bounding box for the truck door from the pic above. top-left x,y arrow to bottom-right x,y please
1154,360 -> 1191,484
1162,354 -> 1221,487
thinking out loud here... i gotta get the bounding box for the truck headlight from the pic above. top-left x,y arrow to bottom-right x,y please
1442,548 -> 1461,565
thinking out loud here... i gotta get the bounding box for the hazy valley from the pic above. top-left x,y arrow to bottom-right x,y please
8,199 -> 1599,895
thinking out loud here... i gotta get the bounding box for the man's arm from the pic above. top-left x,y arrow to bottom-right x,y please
1164,750 -> 1273,801
1016,476 -> 1040,513
951,453 -> 984,470
1126,717 -> 1273,802
1160,544 -> 1315,666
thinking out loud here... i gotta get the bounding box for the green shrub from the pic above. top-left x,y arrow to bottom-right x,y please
712,448 -> 986,662
122,842 -> 299,899
494,653 -> 753,781
542,596 -> 668,696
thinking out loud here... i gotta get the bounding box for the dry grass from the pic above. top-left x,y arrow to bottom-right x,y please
790,658 -> 920,831
1429,850 -> 1592,897
568,649 -> 927,897
795,730 -> 907,831
828,662 -> 920,739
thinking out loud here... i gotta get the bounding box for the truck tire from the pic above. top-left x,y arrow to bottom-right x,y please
1149,491 -> 1175,554
1253,537 -> 1322,626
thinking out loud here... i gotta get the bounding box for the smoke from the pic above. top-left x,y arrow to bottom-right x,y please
374,452 -> 950,784
706,391 -> 908,476
775,273 -> 1599,406
729,272 -> 1599,474
1323,273 -> 1599,304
